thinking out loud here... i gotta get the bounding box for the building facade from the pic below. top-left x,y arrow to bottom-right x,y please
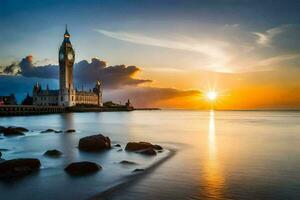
33,27 -> 103,107
0,94 -> 17,106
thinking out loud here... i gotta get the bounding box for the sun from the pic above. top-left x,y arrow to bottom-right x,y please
206,91 -> 217,101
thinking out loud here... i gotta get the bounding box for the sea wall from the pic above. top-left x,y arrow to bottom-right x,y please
0,105 -> 133,116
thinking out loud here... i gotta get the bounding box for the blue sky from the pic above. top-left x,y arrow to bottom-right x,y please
2,0 -> 300,66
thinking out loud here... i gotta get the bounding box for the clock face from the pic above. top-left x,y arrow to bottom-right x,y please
67,52 -> 74,60
59,52 -> 64,60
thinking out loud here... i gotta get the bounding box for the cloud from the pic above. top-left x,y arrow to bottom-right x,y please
19,55 -> 58,79
105,86 -> 201,108
1,56 -> 151,89
96,29 -> 229,71
74,58 -> 152,88
0,56 -> 202,108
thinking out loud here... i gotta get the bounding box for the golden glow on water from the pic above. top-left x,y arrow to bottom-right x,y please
203,110 -> 225,199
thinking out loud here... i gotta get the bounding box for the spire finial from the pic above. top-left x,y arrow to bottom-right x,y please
64,24 -> 70,38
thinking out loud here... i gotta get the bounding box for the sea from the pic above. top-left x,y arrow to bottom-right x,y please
0,110 -> 299,200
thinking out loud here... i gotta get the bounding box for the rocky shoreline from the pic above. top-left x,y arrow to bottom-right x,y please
0,125 -> 167,182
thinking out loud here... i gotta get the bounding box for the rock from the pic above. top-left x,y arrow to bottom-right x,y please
3,127 -> 25,136
79,134 -> 111,152
0,148 -> 9,151
0,158 -> 41,179
114,144 -> 121,147
64,161 -> 101,175
153,145 -> 163,150
119,160 -> 137,165
117,149 -> 123,152
132,168 -> 144,173
41,129 -> 55,133
8,127 -> 29,132
125,142 -> 162,156
44,149 -> 62,157
0,126 -> 5,132
65,129 -> 76,133
125,142 -> 154,151
0,152 -> 2,158
139,148 -> 157,156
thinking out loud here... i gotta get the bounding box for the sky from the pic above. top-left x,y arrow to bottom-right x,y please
1,0 -> 300,109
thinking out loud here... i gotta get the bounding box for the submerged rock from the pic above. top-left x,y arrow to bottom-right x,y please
65,129 -> 76,133
3,127 -> 25,136
41,129 -> 55,133
119,160 -> 137,165
54,130 -> 63,133
44,149 -> 62,157
0,158 -> 41,179
117,148 -> 123,152
132,168 -> 144,173
65,161 -> 101,175
79,134 -> 111,152
114,144 -> 121,147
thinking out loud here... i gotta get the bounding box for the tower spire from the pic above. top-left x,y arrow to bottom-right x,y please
64,24 -> 70,38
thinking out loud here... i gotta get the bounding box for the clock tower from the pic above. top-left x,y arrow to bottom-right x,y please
58,25 -> 76,107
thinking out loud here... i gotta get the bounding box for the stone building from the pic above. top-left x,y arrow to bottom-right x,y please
33,26 -> 103,107
0,94 -> 17,106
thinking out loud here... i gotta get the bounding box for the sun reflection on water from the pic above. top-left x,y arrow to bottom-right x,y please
203,110 -> 225,199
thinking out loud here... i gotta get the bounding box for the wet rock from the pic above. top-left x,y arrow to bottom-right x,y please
0,152 -> 2,158
153,145 -> 163,150
125,142 -> 154,151
65,161 -> 101,175
139,148 -> 157,156
132,168 -> 144,173
3,127 -> 25,136
114,144 -> 121,147
125,142 -> 162,156
0,158 -> 41,179
13,127 -> 29,132
44,149 -> 62,157
79,134 -> 111,152
41,129 -> 55,133
119,160 -> 137,165
117,149 -> 123,152
65,129 -> 76,133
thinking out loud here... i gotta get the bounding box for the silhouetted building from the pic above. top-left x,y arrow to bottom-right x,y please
21,93 -> 33,105
0,94 -> 17,106
33,26 -> 103,107
125,99 -> 133,109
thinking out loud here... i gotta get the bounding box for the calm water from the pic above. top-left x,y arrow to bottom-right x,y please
0,110 -> 300,200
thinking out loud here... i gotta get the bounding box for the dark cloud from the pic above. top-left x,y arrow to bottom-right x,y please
19,55 -> 58,79
74,58 -> 152,88
1,56 -> 151,88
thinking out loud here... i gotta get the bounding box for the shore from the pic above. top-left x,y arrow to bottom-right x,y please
90,148 -> 176,200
